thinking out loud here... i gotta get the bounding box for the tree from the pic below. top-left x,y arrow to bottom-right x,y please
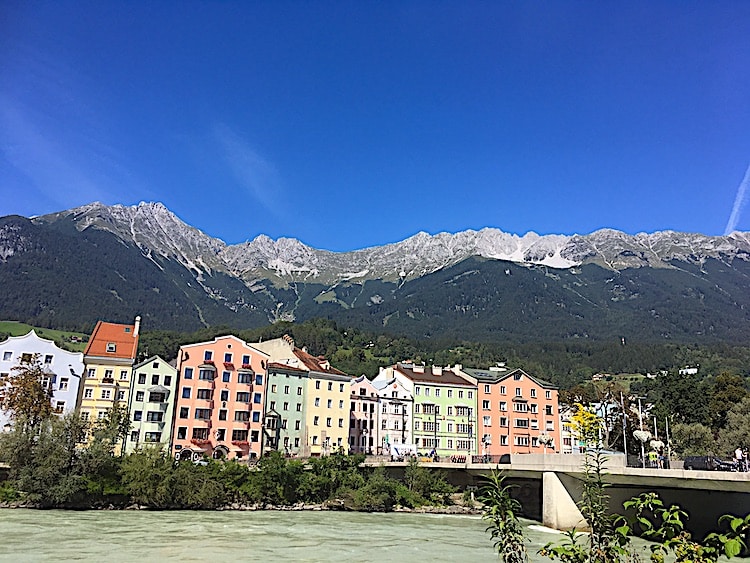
716,397 -> 750,458
708,373 -> 748,431
0,354 -> 53,431
671,422 -> 714,457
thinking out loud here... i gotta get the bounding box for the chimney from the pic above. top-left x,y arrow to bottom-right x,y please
133,316 -> 141,337
432,366 -> 442,376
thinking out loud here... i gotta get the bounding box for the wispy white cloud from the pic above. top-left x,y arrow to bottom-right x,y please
724,162 -> 750,235
213,124 -> 286,217
0,47 -> 146,213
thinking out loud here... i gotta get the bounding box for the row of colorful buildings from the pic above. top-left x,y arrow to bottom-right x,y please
0,318 -> 568,461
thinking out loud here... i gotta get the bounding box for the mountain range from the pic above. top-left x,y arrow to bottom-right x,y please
2,201 -> 750,343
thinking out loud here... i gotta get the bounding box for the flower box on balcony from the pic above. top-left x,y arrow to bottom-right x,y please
241,364 -> 253,370
231,440 -> 249,446
190,438 -> 211,446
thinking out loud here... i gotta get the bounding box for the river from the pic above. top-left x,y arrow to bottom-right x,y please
0,509 -> 681,562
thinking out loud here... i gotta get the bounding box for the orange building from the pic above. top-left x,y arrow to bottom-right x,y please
464,365 -> 561,458
172,335 -> 268,462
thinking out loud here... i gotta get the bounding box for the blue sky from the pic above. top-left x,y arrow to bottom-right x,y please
2,2 -> 750,251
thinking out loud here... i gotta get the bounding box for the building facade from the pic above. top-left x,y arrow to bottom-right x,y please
371,375 -> 413,455
349,375 -> 379,454
0,330 -> 84,432
375,363 -> 477,458
465,365 -> 561,457
254,336 -> 350,457
79,319 -> 141,452
123,355 -> 177,454
264,362 -> 308,456
172,335 -> 268,462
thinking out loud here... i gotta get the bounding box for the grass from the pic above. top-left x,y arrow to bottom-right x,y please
0,321 -> 89,352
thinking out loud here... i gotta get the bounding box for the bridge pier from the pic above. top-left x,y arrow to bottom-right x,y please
542,471 -> 587,531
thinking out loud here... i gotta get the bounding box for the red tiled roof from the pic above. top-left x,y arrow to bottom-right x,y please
84,321 -> 139,360
267,361 -> 308,373
395,364 -> 474,386
292,347 -> 348,375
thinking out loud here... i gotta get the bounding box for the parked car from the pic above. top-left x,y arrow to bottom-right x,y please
683,456 -> 715,470
683,456 -> 738,471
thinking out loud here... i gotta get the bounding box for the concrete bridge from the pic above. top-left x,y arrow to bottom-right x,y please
367,454 -> 750,536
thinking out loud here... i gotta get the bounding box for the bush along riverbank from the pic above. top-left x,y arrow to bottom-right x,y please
0,412 -> 463,512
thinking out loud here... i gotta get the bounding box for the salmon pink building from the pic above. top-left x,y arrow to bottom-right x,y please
172,335 -> 268,462
464,365 -> 561,459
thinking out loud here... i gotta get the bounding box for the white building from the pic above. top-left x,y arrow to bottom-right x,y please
0,330 -> 84,431
371,370 -> 414,454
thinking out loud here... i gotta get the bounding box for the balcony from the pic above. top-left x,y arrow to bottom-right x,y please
190,438 -> 211,446
102,377 -> 114,384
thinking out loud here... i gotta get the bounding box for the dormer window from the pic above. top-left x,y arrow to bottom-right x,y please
106,343 -> 116,353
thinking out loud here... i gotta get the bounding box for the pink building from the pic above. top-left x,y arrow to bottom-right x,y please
172,335 -> 268,462
349,375 -> 379,454
464,366 -> 561,458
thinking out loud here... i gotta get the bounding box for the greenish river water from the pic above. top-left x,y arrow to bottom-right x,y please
0,509 -> 666,562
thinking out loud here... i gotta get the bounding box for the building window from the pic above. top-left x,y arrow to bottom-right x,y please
546,390 -> 552,399
271,384 -> 277,393
184,367 -> 193,379
219,409 -> 227,420
117,390 -> 125,401
253,393 -> 262,404
236,392 -> 250,403
327,382 -> 332,391
197,389 -> 213,400
224,353 -> 232,363
87,368 -> 96,378
447,406 -> 453,416
530,389 -> 537,398
135,391 -> 144,402
220,389 -> 229,401
269,401 -> 276,410
484,384 -> 490,393
177,427 -> 187,440
146,411 -> 164,422
515,419 -> 529,428
515,436 -> 530,446
59,377 -> 69,391
327,399 -> 332,408
297,387 -> 302,395
424,387 -> 430,397
500,417 -> 507,427
130,430 -> 139,443
164,375 -> 172,386
179,407 -> 189,419
199,369 -> 214,381
182,387 -> 191,399
106,343 -> 116,353
232,429 -> 248,442
314,416 -> 319,426
255,374 -> 263,386
482,400 -> 490,410
204,351 -> 213,362
234,411 -> 250,422
252,412 -> 260,423
338,418 -> 343,428
500,401 -> 507,411
515,388 -> 522,397
43,354 -> 53,364
458,390 -> 464,399
133,411 -> 142,421
295,420 -> 301,430
195,408 -> 211,420
500,435 -> 508,445
101,389 -> 111,399
284,385 -> 289,394
314,398 -> 320,407
447,389 -> 453,398
500,385 -> 506,395
242,355 -> 250,365
192,428 -> 209,440
326,417 -> 332,427
546,405 -> 553,415
222,371 -> 231,383
283,402 -> 289,411
415,386 -> 420,396
2,351 -> 11,361
483,416 -> 491,426
120,370 -> 128,380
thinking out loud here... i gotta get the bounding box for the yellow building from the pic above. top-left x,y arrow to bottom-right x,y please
79,318 -> 140,451
305,370 -> 350,456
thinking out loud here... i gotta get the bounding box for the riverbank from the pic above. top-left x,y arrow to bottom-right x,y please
0,498 -> 483,515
